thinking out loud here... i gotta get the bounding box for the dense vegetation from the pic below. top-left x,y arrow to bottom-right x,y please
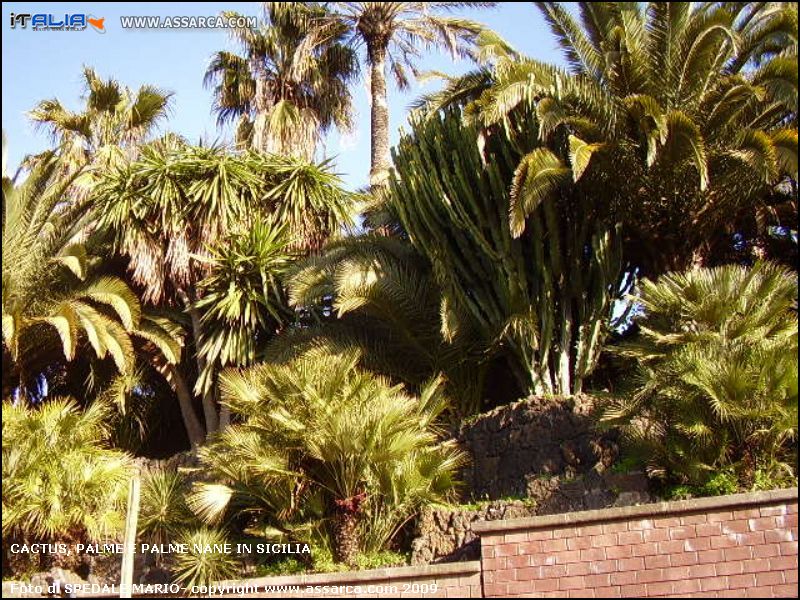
2,1 -> 797,586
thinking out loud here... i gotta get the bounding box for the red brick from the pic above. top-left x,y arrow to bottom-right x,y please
593,585 -> 622,598
663,566 -> 691,581
780,541 -> 798,556
643,528 -> 670,543
507,554 -> 531,568
779,513 -> 799,528
770,555 -> 798,569
739,532 -> 766,546
519,540 -> 543,555
559,576 -> 587,591
711,534 -> 740,549
619,584 -> 647,596
753,543 -> 781,558
671,551 -> 699,566
746,586 -> 776,598
741,558 -> 769,573
697,523 -> 724,537
765,529 -> 794,543
760,506 -> 788,517
618,557 -> 645,571
602,522 -> 628,534
494,569 -> 517,583
504,532 -> 529,544
636,569 -> 665,584
629,519 -> 655,531
785,569 -> 798,584
672,579 -> 703,594
567,536 -> 593,551
670,525 -> 697,540
540,564 -> 567,579
722,520 -> 750,535
749,517 -> 778,532
590,560 -> 619,575
734,509 -> 762,520
580,548 -> 607,562
755,571 -> 784,586
708,511 -> 734,523
772,584 -> 800,596
482,545 -> 495,559
531,578 -> 559,592
632,542 -> 659,557
542,538 -> 568,553
610,571 -> 637,586
583,524 -> 605,536
788,503 -> 799,514
699,576 -> 728,591
728,574 -> 757,589
682,513 -> 708,525
527,529 -> 553,541
716,561 -> 744,576
569,590 -> 594,598
494,543 -> 519,557
605,545 -> 633,559
484,583 -> 508,596
724,546 -> 754,561
506,580 -> 534,595
530,553 -> 557,566
647,581 -> 675,596
659,540 -> 687,554
585,574 -> 611,588
483,557 -> 507,571
654,517 -> 681,528
689,564 -> 718,578
565,562 -> 592,576
553,526 -> 579,539
618,530 -> 644,545
685,537 -> 712,551
644,554 -> 671,569
591,534 -> 618,548
554,550 -> 582,564
516,566 -> 542,581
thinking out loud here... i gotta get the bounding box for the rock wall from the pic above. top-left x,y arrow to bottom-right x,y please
411,395 -> 654,564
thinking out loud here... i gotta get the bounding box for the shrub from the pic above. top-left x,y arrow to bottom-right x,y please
171,527 -> 238,589
189,349 -> 465,566
139,469 -> 196,549
602,261 -> 798,488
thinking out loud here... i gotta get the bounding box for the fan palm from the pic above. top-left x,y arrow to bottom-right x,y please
189,349 -> 464,566
205,3 -> 358,159
2,398 -> 133,562
325,2 -> 493,185
418,2 -> 798,275
28,66 -> 171,176
601,261 -> 798,486
273,232 -> 487,417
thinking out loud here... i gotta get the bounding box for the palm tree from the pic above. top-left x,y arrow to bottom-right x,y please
325,2 -> 493,186
601,261 -> 798,487
204,3 -> 358,159
94,138 -> 355,439
28,66 -> 172,175
2,150 -> 141,399
2,398 -> 132,570
189,349 -> 464,566
417,2 -> 798,275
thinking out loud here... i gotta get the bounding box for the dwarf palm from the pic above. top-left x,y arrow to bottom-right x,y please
205,3 -> 358,159
325,2 -> 493,185
2,398 -> 132,554
189,349 -> 464,566
601,261 -> 798,486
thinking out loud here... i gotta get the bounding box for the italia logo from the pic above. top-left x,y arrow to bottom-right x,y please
9,13 -> 106,33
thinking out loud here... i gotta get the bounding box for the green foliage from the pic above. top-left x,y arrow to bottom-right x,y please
189,349 -> 465,563
171,527 -> 239,589
390,110 -> 622,396
418,2 -> 799,274
138,469 -> 196,548
602,261 -> 798,487
2,398 -> 133,543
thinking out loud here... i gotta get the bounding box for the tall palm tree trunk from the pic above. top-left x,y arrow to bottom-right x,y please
158,364 -> 205,447
368,43 -> 391,187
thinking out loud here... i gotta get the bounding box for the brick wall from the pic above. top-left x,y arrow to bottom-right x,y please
473,488 -> 798,598
211,560 -> 482,598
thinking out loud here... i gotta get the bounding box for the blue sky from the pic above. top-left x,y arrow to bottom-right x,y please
2,2 -> 565,189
